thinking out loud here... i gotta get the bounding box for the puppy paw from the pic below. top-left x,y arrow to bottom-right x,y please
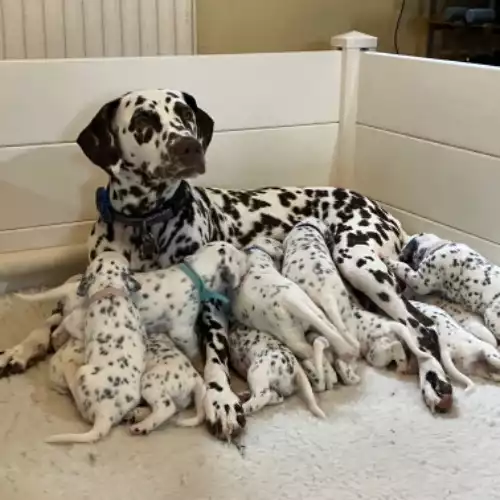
204,383 -> 246,441
334,359 -> 360,386
0,343 -> 45,378
323,360 -> 339,390
122,407 -> 150,425
419,358 -> 453,413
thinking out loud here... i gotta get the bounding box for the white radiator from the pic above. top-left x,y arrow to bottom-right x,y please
0,0 -> 195,59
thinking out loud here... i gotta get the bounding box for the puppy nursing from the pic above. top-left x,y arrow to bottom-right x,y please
228,323 -> 326,418
125,332 -> 206,434
232,236 -> 357,371
46,252 -> 145,444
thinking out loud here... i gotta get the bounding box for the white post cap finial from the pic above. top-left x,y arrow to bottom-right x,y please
331,31 -> 378,50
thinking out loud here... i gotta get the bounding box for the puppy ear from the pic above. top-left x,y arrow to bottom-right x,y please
182,92 -> 214,151
77,98 -> 122,177
122,271 -> 142,294
399,237 -> 419,265
76,273 -> 91,297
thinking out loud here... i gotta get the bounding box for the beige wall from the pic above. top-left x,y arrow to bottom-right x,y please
197,0 -> 427,55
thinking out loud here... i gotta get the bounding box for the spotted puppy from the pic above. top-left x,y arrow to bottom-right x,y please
228,322 -> 326,418
232,236 -> 356,373
282,217 -> 358,350
413,295 -> 497,347
19,242 -> 248,439
412,301 -> 500,386
123,332 -> 206,435
46,252 -> 145,444
386,233 -> 500,341
282,218 -> 360,385
283,218 -> 431,384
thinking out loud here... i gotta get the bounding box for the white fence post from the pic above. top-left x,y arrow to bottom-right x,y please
330,31 -> 377,189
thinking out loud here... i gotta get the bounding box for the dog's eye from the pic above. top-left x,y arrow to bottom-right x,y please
180,106 -> 194,122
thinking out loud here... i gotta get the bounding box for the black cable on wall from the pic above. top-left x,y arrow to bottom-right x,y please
394,0 -> 407,54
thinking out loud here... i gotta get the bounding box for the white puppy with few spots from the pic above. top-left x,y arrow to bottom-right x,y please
412,301 -> 500,386
228,323 -> 326,418
232,236 -> 356,373
45,252 -> 146,443
125,331 -> 206,435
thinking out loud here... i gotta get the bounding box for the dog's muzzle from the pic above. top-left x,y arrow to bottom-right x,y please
171,136 -> 205,174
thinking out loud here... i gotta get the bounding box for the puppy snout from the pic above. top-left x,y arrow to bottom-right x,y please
171,137 -> 205,172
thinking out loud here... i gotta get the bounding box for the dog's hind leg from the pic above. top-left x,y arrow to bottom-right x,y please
129,375 -> 177,435
483,303 -> 500,340
243,366 -> 284,415
338,247 -> 453,413
175,377 -> 207,427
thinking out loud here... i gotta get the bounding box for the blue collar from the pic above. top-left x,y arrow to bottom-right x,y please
179,262 -> 230,310
95,181 -> 189,261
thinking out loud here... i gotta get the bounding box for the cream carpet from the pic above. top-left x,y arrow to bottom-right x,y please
1,293 -> 499,500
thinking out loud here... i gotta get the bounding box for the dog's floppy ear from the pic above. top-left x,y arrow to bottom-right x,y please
77,98 -> 122,177
76,273 -> 92,297
399,237 -> 419,265
182,92 -> 214,151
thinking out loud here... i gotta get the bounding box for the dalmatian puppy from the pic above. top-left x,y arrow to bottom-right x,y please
282,218 -> 431,384
232,236 -> 357,371
124,332 -> 206,435
228,322 -> 326,418
19,241 -> 248,439
413,294 -> 497,347
282,217 -> 359,350
385,233 -> 500,341
45,252 -> 145,444
412,301 -> 500,386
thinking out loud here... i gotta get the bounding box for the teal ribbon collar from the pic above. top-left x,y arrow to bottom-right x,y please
179,262 -> 230,309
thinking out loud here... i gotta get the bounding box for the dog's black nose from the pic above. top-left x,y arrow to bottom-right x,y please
171,137 -> 203,167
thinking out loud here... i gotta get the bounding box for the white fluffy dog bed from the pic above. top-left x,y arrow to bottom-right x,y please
0,292 -> 498,500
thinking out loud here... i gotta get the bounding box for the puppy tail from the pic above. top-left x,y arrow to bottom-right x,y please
175,378 -> 206,427
16,282 -> 78,303
391,324 -> 432,361
295,364 -> 326,419
283,292 -> 355,359
45,415 -> 113,444
440,346 -> 475,393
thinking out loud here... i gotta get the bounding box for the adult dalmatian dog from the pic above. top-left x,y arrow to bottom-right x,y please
0,89 -> 452,438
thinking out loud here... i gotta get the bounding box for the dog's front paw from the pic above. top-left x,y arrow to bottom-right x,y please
204,383 -> 246,441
